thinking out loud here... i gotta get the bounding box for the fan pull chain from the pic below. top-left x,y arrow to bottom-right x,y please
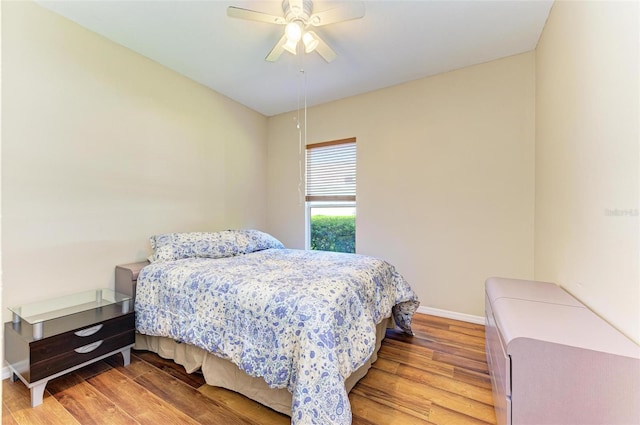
296,54 -> 308,207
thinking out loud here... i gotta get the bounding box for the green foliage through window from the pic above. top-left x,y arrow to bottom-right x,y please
310,215 -> 355,253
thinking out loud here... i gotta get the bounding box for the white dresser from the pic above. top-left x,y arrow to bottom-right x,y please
485,277 -> 640,425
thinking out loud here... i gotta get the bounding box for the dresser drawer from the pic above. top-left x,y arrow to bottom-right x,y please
30,329 -> 134,382
30,313 -> 134,363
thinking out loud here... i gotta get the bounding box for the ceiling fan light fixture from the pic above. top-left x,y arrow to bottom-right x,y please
228,0 -> 365,63
283,38 -> 298,55
285,21 -> 303,42
302,31 -> 319,53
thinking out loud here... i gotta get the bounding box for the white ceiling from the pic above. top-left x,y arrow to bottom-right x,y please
36,0 -> 554,116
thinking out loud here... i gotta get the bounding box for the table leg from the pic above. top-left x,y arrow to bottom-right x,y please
121,347 -> 131,366
30,381 -> 47,407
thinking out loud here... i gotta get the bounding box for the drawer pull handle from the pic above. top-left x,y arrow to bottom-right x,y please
75,324 -> 103,337
74,340 -> 103,354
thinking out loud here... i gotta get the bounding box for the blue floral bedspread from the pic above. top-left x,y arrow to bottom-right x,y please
135,248 -> 419,424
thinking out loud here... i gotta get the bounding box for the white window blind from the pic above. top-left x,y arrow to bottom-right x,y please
306,138 -> 356,202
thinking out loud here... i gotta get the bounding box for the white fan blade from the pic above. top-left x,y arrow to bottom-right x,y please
266,34 -> 288,62
312,32 -> 337,63
309,2 -> 365,27
227,6 -> 286,25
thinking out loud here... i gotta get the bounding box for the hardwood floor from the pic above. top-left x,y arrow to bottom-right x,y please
2,314 -> 496,424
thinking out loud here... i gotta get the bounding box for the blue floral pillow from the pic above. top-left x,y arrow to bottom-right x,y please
233,229 -> 286,254
150,229 -> 284,262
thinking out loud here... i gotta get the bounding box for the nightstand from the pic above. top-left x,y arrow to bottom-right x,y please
4,288 -> 135,407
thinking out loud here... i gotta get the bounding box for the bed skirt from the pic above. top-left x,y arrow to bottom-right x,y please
134,316 -> 393,416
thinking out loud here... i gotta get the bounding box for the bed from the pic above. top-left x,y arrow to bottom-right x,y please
115,229 -> 419,425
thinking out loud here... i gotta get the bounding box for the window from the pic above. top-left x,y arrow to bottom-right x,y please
305,138 -> 356,253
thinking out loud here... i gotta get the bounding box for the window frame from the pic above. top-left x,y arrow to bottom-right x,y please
305,137 -> 357,252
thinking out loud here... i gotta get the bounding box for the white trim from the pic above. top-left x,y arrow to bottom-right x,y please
0,311 -> 483,382
304,202 -> 310,250
417,306 -> 485,325
2,365 -> 11,380
0,312 -> 484,383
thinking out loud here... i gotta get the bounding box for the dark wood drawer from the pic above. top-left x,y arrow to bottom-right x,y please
30,329 -> 134,381
29,313 -> 134,364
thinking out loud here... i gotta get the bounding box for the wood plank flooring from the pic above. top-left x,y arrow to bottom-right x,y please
2,314 -> 496,424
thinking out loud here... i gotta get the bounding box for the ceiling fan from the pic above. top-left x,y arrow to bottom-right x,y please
227,0 -> 365,63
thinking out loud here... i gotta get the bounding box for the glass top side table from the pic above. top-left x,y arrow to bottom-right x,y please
9,288 -> 131,340
5,288 -> 135,407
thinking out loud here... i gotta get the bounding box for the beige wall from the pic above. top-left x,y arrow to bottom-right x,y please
535,1 -> 639,343
267,53 -> 536,317
6,1 -> 635,350
1,2 -> 268,319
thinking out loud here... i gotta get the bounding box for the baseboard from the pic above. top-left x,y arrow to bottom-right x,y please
417,306 -> 485,325
2,365 -> 11,380
0,308 -> 483,382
